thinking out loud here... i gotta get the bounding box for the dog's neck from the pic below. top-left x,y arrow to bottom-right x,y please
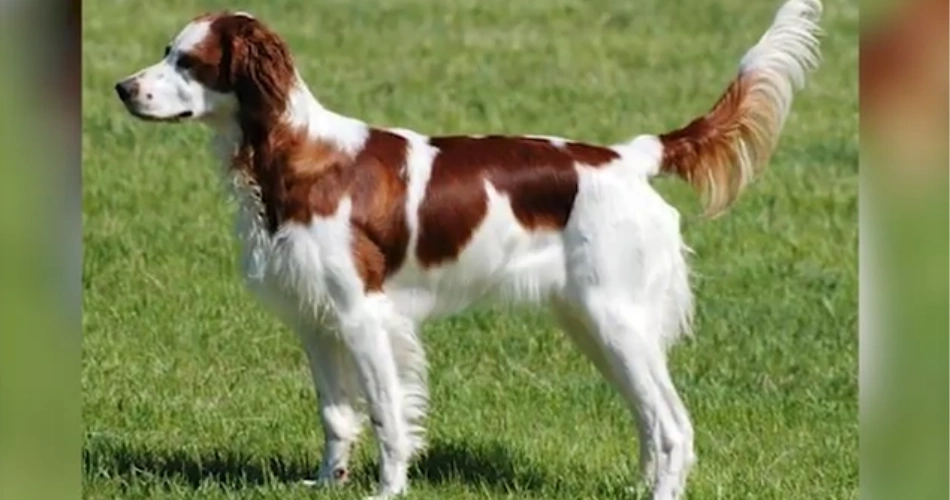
209,73 -> 368,168
208,73 -> 370,232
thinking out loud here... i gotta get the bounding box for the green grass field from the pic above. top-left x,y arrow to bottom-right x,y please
82,0 -> 858,498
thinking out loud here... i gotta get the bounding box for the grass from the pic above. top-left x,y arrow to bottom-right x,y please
81,0 -> 858,498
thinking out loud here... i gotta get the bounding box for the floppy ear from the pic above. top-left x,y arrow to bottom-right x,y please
221,16 -> 296,118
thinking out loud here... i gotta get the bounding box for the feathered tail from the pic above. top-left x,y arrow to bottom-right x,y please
657,0 -> 823,216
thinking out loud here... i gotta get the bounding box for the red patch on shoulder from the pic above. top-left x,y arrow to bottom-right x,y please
280,129 -> 410,291
348,130 -> 411,290
234,126 -> 409,291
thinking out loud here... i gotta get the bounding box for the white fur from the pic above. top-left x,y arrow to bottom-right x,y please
285,75 -> 370,154
525,134 -> 569,148
735,0 -> 823,190
117,2 -> 822,499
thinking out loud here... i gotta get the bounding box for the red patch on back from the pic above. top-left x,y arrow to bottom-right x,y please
416,135 -> 619,267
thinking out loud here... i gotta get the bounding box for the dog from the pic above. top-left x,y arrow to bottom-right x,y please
114,1 -> 821,498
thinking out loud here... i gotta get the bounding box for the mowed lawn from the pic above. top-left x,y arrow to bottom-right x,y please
82,0 -> 858,499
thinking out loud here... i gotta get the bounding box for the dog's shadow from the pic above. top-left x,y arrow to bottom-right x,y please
84,437 -> 548,493
410,439 -> 546,491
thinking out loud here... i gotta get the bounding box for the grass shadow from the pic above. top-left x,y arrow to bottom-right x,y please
84,435 -> 549,493
410,438 -> 547,492
83,438 -> 316,488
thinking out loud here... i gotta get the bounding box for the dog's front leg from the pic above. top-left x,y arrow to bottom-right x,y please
297,322 -> 366,487
334,294 -> 411,499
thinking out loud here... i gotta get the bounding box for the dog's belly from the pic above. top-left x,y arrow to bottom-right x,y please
384,223 -> 568,322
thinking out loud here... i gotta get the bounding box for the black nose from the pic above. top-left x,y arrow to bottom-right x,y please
115,80 -> 133,101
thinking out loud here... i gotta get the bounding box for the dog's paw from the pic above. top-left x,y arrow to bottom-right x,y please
364,485 -> 407,500
299,479 -> 324,488
301,466 -> 350,489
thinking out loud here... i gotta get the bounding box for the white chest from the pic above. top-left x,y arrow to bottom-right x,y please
231,180 -> 281,299
229,176 -> 337,326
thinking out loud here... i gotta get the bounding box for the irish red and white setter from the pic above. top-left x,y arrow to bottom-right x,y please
115,1 -> 822,498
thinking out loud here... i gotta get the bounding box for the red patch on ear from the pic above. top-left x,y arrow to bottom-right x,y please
209,14 -> 296,119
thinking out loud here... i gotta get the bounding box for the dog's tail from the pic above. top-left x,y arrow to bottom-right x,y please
640,0 -> 823,216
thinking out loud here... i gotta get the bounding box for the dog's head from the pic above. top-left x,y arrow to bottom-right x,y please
114,12 -> 296,125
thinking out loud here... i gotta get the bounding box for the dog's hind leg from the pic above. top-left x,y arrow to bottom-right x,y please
561,168 -> 695,499
550,298 -> 660,488
562,291 -> 693,500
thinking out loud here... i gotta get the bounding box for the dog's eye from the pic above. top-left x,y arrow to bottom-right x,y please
176,55 -> 195,70
164,46 -> 171,57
